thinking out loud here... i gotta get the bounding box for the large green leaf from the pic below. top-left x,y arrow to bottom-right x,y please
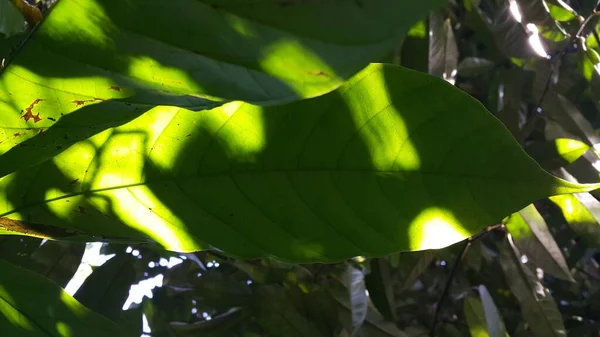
0,0 -> 442,177
0,64 -> 598,262
0,258 -> 131,337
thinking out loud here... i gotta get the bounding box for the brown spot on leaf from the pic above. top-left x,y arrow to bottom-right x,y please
78,206 -> 86,214
69,178 -> 79,185
308,71 -> 332,78
109,86 -> 121,91
21,99 -> 44,122
73,98 -> 104,107
13,132 -> 20,137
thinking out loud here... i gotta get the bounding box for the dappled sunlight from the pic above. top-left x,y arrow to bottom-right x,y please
126,56 -> 208,97
44,0 -> 117,50
149,102 -> 267,174
258,39 -> 340,97
55,322 -> 71,337
554,138 -> 590,163
344,70 -> 421,171
97,186 -> 195,252
408,208 -> 471,250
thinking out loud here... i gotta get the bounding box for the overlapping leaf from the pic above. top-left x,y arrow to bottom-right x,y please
0,64 -> 598,262
0,259 -> 131,337
0,0 -> 442,176
505,204 -> 573,281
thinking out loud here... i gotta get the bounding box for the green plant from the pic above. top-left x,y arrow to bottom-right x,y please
3,0 -> 600,336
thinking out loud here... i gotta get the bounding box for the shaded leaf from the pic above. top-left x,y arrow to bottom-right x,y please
0,235 -> 41,265
398,250 -> 438,291
74,253 -> 136,321
0,0 -> 443,177
22,240 -> 85,288
542,94 -> 600,146
464,295 -> 491,337
0,258 -> 131,336
550,193 -> 600,248
365,258 -> 396,321
457,57 -> 495,78
1,64 -> 598,262
0,1 -> 25,37
429,13 -> 459,84
526,138 -> 591,171
345,264 -> 367,335
505,204 -> 573,281
253,285 -> 324,337
499,236 -> 566,337
330,287 -> 407,337
478,285 -> 509,337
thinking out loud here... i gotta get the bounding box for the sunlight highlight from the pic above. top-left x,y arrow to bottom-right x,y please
509,0 -> 523,23
408,208 -> 471,250
526,24 -> 549,58
346,70 -> 421,171
93,186 -> 195,252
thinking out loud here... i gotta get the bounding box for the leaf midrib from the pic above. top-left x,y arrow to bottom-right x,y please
1,167 -> 550,221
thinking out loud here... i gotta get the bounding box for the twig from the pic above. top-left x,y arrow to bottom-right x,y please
430,224 -> 504,336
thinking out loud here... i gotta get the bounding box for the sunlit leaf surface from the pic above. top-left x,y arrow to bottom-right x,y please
0,64 -> 597,262
0,0 -> 442,176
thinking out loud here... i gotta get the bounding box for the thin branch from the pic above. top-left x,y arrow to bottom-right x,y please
430,224 -> 504,336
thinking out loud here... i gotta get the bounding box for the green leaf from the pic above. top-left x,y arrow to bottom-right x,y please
1,64 -> 598,262
0,0 -> 443,177
428,13 -> 459,84
22,241 -> 86,288
0,258 -> 131,337
550,193 -> 600,248
546,3 -> 577,22
478,285 -> 509,337
464,295 -> 491,337
74,253 -> 136,321
526,138 -> 591,171
498,236 -> 566,337
505,204 -> 573,282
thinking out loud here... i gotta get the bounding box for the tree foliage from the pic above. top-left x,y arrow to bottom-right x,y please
2,0 -> 600,336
